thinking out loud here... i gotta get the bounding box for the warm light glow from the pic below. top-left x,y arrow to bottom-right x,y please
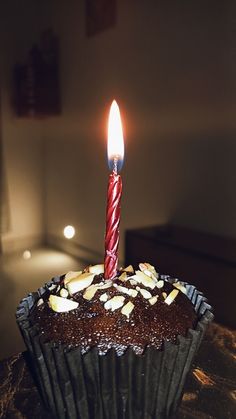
107,100 -> 124,172
23,250 -> 31,260
63,225 -> 75,239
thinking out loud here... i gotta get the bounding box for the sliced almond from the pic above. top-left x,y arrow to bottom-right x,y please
139,264 -> 155,280
139,263 -> 158,279
149,296 -> 158,305
174,282 -> 187,294
100,292 -> 108,302
129,279 -> 138,286
37,298 -> 44,307
143,269 -> 154,278
88,264 -> 104,275
104,296 -> 125,311
138,288 -> 152,299
119,272 -> 128,282
115,285 -> 138,298
156,280 -> 164,289
49,295 -> 78,313
132,270 -> 156,289
145,262 -> 158,276
121,301 -> 134,318
123,265 -> 134,273
139,263 -> 148,272
129,289 -> 138,298
164,289 -> 179,305
60,288 -> 69,298
64,270 -> 82,285
83,285 -> 98,300
97,280 -> 113,289
66,272 -> 95,294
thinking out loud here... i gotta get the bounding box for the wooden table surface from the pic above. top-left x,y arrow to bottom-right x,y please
0,323 -> 235,419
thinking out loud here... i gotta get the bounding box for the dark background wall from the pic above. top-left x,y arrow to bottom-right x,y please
0,0 -> 235,263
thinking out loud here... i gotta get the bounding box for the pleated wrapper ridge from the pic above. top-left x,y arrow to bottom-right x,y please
16,275 -> 213,419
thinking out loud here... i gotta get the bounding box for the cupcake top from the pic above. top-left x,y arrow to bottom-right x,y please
30,263 -> 197,355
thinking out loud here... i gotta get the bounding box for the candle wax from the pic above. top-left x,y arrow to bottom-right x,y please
104,172 -> 122,279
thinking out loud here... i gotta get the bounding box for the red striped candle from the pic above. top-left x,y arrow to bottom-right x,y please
104,100 -> 124,279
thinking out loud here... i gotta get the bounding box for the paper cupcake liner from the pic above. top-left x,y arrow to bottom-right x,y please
16,276 -> 213,419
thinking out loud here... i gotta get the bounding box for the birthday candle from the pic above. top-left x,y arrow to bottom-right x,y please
104,100 -> 124,279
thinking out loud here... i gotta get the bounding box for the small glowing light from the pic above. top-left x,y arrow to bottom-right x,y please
63,225 -> 75,239
107,100 -> 124,173
23,250 -> 31,260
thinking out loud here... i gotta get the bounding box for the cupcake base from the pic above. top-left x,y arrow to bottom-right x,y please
16,276 -> 213,419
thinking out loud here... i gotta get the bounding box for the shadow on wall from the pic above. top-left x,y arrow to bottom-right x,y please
0,130 -> 11,244
0,166 -> 11,240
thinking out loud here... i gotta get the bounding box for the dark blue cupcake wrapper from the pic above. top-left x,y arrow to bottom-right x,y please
16,276 -> 213,419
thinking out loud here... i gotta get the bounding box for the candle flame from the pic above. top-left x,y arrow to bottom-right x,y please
107,100 -> 124,173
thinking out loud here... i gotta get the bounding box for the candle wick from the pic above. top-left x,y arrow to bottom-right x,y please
113,157 -> 118,175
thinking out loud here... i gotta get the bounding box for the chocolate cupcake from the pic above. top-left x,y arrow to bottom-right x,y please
16,262 -> 213,419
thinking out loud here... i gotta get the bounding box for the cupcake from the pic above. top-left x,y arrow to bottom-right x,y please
16,262 -> 213,419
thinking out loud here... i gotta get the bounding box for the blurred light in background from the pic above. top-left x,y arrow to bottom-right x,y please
22,250 -> 32,260
63,225 -> 75,239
